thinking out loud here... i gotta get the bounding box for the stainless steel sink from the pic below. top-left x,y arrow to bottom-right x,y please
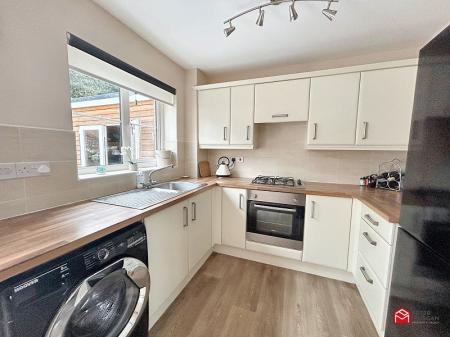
93,181 -> 205,210
153,181 -> 204,192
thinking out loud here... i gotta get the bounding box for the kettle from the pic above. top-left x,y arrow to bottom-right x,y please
216,156 -> 234,177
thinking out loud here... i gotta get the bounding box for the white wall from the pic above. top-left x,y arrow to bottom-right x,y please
0,0 -> 187,219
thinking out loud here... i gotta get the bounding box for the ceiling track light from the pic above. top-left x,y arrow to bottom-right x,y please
289,1 -> 299,21
256,7 -> 265,26
224,0 -> 338,37
322,1 -> 338,21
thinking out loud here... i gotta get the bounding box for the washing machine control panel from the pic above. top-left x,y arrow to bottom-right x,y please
83,230 -> 146,270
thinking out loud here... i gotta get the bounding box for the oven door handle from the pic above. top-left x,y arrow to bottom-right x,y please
253,204 -> 297,213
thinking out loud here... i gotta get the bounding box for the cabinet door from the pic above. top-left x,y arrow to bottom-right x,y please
145,202 -> 189,318
230,85 -> 254,145
254,79 -> 310,123
198,88 -> 230,145
302,195 -> 353,270
221,188 -> 246,248
188,190 -> 212,271
308,73 -> 360,145
356,66 -> 417,146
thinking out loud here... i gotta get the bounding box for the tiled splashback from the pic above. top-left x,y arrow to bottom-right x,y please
0,125 -> 137,220
207,123 -> 407,185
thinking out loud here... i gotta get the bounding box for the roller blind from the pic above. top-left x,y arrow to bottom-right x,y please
67,33 -> 176,106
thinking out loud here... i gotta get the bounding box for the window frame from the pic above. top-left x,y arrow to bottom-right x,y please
70,69 -> 161,176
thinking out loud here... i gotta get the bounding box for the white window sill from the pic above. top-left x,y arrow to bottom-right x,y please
78,170 -> 138,181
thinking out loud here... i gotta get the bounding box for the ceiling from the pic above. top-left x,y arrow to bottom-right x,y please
94,0 -> 450,75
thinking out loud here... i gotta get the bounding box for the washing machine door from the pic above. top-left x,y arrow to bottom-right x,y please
45,258 -> 150,337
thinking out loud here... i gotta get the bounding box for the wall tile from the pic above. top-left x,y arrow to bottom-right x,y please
19,127 -> 77,162
0,199 -> 27,220
0,126 -> 22,162
0,179 -> 25,203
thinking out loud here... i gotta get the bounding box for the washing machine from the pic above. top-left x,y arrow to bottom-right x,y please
0,222 -> 150,337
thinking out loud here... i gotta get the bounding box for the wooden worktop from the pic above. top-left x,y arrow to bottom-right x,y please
0,177 -> 401,282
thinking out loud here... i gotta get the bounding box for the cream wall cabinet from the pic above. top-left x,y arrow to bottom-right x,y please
254,79 -> 310,123
307,73 -> 360,145
356,66 -> 417,147
302,195 -> 353,270
198,86 -> 254,149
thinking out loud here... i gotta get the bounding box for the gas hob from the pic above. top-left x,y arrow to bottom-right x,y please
251,176 -> 302,187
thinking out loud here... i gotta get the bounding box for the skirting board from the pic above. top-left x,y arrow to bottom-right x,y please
148,248 -> 214,329
213,244 -> 355,284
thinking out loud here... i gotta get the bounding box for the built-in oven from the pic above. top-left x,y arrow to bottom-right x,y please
247,190 -> 305,250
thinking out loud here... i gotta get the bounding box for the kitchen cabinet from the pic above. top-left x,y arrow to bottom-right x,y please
356,66 -> 417,146
221,187 -> 247,248
146,201 -> 189,319
198,86 -> 255,149
230,85 -> 254,145
254,79 -> 310,123
145,190 -> 212,321
302,195 -> 353,270
307,73 -> 360,145
198,88 -> 230,146
188,190 -> 212,270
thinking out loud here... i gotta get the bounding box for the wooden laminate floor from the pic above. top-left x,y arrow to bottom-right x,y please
149,253 -> 378,337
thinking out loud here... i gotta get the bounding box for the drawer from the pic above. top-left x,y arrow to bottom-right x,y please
355,253 -> 387,332
361,204 -> 395,244
358,219 -> 393,288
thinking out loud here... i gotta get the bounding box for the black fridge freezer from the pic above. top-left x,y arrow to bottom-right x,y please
385,25 -> 450,337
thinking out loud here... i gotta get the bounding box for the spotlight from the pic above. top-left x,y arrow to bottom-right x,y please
289,1 -> 298,21
322,2 -> 337,21
224,22 -> 236,37
256,8 -> 265,26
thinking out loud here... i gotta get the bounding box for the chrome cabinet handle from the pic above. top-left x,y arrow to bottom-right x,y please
360,266 -> 374,284
364,214 -> 379,227
310,200 -> 316,219
254,204 -> 296,213
239,194 -> 244,210
272,113 -> 289,118
363,232 -> 377,246
313,123 -> 318,140
191,202 -> 196,221
246,125 -> 250,141
223,127 -> 227,141
183,206 -> 188,227
362,121 -> 368,140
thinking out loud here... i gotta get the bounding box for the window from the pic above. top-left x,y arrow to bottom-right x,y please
69,69 -> 161,173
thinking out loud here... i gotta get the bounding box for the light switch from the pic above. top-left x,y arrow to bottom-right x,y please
0,163 -> 17,180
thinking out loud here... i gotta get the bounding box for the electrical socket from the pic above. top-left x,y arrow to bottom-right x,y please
231,156 -> 244,164
15,162 -> 51,178
0,163 -> 17,180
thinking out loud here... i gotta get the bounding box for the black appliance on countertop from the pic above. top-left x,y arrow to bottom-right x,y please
0,222 -> 150,337
385,25 -> 450,337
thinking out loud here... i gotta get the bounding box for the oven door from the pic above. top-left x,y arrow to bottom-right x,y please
247,200 -> 304,241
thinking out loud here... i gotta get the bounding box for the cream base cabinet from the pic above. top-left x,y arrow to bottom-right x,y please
221,188 -> 247,248
145,201 -> 189,319
356,66 -> 417,147
198,88 -> 230,146
302,195 -> 353,270
188,190 -> 212,271
307,73 -> 360,145
254,79 -> 310,123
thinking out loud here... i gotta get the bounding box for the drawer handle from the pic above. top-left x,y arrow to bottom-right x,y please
364,214 -> 379,227
360,266 -> 374,284
363,232 -> 377,246
272,113 -> 289,118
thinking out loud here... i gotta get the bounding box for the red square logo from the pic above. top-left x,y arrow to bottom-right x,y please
394,308 -> 411,325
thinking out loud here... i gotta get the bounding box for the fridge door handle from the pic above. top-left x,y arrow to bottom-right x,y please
360,266 -> 374,284
363,232 -> 377,246
364,214 -> 379,227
